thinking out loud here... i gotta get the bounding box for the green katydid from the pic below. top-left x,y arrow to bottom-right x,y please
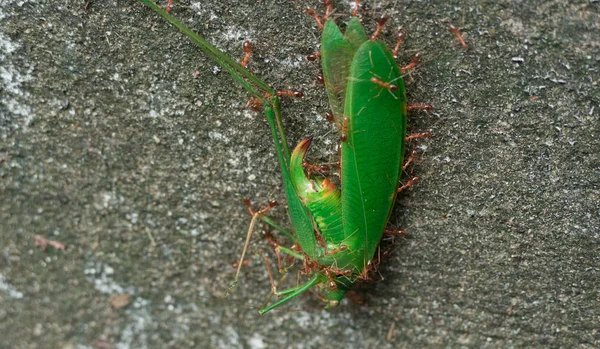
138,0 -> 424,314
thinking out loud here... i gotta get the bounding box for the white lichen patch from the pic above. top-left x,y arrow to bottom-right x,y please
190,2 -> 218,21
247,333 -> 266,349
84,261 -> 154,349
0,273 -> 24,299
0,1 -> 34,133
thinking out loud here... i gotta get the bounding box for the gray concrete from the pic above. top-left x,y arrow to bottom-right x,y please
1,0 -> 598,348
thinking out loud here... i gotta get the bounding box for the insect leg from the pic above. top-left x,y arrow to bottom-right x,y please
323,0 -> 334,21
303,159 -> 331,177
370,17 -> 389,41
384,229 -> 407,237
402,149 -> 418,171
405,130 -> 431,142
407,104 -> 433,112
263,230 -> 285,272
444,22 -> 468,49
259,274 -> 325,314
277,245 -> 304,260
261,252 -> 278,295
228,200 -> 278,294
392,32 -> 405,59
400,55 -> 421,74
240,40 -> 252,68
258,215 -> 296,241
275,90 -> 304,98
340,116 -> 349,142
400,53 -> 421,73
306,51 -> 321,61
227,212 -> 260,294
397,176 -> 419,193
351,0 -> 360,16
306,7 -> 324,29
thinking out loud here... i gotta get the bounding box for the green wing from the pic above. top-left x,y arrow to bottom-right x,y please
321,19 -> 368,133
341,40 -> 407,268
344,17 -> 369,51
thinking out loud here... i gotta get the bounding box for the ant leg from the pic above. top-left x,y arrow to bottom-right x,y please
384,229 -> 407,237
370,17 -> 389,41
229,200 -> 278,292
263,231 -> 284,273
306,8 -> 324,29
340,116 -> 349,142
449,25 -> 468,49
407,104 -> 433,112
392,32 -> 405,59
352,0 -> 361,17
404,130 -> 431,142
323,0 -> 334,21
275,90 -> 304,98
401,53 -> 421,73
397,176 -> 419,193
240,40 -> 251,68
303,160 -> 331,177
402,149 -> 418,171
261,253 -> 278,295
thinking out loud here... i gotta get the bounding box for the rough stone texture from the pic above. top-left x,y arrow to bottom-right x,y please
1,0 -> 598,348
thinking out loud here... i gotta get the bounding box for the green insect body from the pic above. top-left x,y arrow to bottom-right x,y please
138,1 -> 408,314
286,19 -> 407,309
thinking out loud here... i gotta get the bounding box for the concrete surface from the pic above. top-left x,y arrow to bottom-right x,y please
1,0 -> 598,348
